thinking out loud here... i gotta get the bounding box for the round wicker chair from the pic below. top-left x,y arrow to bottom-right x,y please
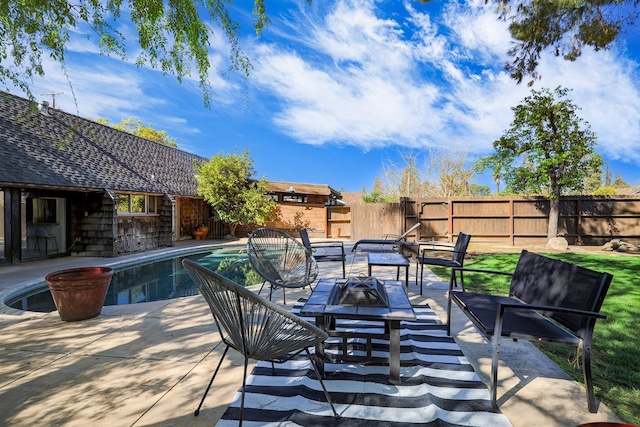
182,259 -> 338,424
247,227 -> 319,303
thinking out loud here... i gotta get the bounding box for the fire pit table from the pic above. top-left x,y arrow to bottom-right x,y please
300,277 -> 416,384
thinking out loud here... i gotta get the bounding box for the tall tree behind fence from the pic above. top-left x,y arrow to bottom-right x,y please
348,196 -> 640,246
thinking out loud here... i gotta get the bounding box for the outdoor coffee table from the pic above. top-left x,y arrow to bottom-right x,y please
367,252 -> 411,289
300,278 -> 416,384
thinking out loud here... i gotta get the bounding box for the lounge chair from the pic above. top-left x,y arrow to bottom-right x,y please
182,259 -> 339,425
351,222 -> 421,253
299,229 -> 346,278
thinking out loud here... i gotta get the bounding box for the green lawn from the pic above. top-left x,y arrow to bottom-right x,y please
431,251 -> 640,424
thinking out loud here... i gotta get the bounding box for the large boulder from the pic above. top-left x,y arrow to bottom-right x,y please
547,237 -> 569,251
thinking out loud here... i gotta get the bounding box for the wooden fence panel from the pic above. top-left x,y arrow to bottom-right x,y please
416,199 -> 451,240
350,203 -> 403,241
241,195 -> 640,247
403,196 -> 639,246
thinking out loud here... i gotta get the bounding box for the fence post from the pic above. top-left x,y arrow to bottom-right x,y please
509,198 -> 514,246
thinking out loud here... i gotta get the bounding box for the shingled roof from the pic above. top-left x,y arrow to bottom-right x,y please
0,92 -> 205,195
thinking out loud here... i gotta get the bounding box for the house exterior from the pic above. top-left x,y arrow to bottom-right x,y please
0,92 -> 343,265
0,92 -> 215,264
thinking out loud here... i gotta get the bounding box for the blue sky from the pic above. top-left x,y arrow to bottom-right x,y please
17,0 -> 640,193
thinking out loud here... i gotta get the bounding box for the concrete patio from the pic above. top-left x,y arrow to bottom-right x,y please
0,240 -> 624,426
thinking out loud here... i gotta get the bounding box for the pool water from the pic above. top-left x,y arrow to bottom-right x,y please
8,245 -> 262,313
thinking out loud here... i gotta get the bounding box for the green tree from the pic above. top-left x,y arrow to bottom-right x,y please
361,186 -> 396,203
372,177 -> 385,195
0,0 -> 269,107
593,186 -> 617,196
474,86 -> 602,239
361,178 -> 396,203
604,163 -> 613,186
195,150 -> 277,236
613,172 -> 629,188
468,183 -> 491,196
420,0 -> 637,84
97,117 -> 178,147
500,0 -> 635,84
583,164 -> 603,195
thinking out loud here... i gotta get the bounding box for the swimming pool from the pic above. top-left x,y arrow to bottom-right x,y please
7,245 -> 262,313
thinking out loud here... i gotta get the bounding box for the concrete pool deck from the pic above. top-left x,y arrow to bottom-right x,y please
0,239 -> 624,426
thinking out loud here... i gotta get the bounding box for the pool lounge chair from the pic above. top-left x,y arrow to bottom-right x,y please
351,222 -> 421,253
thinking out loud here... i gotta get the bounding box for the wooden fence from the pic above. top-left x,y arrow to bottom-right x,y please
347,196 -> 640,246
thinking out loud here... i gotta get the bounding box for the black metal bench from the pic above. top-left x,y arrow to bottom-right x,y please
446,249 -> 613,413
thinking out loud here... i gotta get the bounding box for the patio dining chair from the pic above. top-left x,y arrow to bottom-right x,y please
416,232 -> 471,295
247,227 -> 319,304
182,259 -> 339,425
299,229 -> 346,278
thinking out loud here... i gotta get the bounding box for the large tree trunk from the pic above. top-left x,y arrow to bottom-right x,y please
548,197 -> 560,238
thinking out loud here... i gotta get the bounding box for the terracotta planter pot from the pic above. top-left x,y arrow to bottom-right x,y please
577,424 -> 639,427
45,267 -> 114,321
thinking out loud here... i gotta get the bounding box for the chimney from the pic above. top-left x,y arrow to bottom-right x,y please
39,101 -> 50,116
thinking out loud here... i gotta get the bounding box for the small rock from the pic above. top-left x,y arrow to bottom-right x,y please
602,239 -> 640,252
617,241 -> 640,253
547,237 -> 569,250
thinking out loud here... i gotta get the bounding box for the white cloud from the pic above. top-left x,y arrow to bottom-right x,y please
250,0 -> 640,164
8,0 -> 639,174
24,55 -> 160,120
253,0 -> 450,149
251,0 -> 521,151
537,49 -> 640,164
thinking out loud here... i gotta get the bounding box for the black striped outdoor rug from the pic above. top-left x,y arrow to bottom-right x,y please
216,300 -> 512,426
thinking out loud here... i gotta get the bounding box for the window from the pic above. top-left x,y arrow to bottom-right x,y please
148,196 -> 158,214
117,194 -> 161,215
282,194 -> 307,203
117,194 -> 130,213
131,195 -> 145,213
